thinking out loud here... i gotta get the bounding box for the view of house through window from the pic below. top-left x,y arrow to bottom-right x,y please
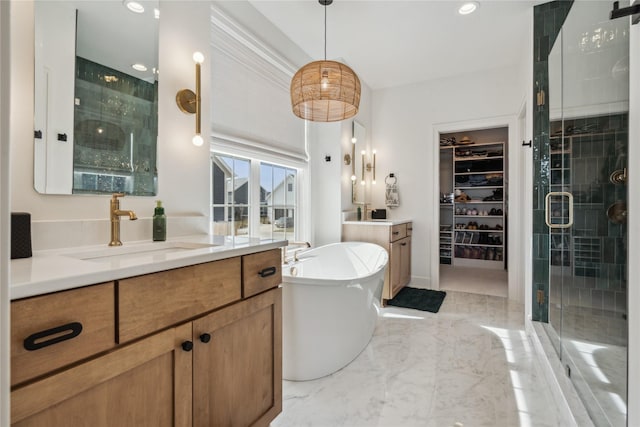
211,154 -> 250,236
261,162 -> 296,240
211,153 -> 298,240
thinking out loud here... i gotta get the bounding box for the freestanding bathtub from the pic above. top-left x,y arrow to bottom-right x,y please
281,242 -> 388,381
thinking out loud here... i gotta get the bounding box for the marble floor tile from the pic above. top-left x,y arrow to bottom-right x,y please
272,291 -> 563,427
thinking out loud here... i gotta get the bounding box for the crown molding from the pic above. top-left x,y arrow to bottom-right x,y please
210,5 -> 298,91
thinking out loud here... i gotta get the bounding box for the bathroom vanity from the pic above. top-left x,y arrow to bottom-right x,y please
9,236 -> 285,426
342,220 -> 412,303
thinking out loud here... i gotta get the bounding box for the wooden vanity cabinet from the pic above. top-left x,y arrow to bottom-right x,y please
11,249 -> 283,427
193,288 -> 282,427
12,323 -> 193,427
10,282 -> 116,387
342,221 -> 413,303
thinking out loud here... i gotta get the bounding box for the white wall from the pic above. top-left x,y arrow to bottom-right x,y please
10,1 -> 212,249
309,122 -> 342,247
371,65 -> 525,287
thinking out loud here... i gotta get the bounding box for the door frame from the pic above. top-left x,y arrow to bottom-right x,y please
431,114 -> 522,302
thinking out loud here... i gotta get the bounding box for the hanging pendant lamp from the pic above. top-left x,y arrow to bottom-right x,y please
290,0 -> 361,122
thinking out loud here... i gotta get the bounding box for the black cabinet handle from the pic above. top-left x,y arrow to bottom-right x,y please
258,266 -> 277,278
401,242 -> 407,246
181,341 -> 193,352
34,130 -> 43,139
24,322 -> 83,351
392,231 -> 400,235
199,333 -> 211,343
57,133 -> 67,142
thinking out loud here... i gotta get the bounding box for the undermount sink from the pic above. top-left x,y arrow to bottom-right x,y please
65,241 -> 218,263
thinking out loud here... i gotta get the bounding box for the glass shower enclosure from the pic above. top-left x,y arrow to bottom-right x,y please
545,1 -> 629,425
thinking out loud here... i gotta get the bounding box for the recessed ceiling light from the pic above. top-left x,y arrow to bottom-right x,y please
123,0 -> 145,14
458,1 -> 479,15
132,63 -> 147,72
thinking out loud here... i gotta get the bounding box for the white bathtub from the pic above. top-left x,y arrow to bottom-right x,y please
281,242 -> 388,381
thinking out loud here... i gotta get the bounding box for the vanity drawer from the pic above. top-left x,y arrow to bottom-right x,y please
390,224 -> 407,242
406,222 -> 413,237
242,249 -> 282,298
117,257 -> 241,343
11,283 -> 115,387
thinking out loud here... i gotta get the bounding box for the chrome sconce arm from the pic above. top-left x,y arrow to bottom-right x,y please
176,52 -> 204,146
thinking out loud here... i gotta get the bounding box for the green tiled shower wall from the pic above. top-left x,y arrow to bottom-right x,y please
532,1 -> 628,321
532,0 -> 574,322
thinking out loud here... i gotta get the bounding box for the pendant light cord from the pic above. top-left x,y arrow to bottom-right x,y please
324,3 -> 327,60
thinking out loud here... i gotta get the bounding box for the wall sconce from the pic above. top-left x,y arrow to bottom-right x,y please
360,150 -> 376,185
176,51 -> 204,146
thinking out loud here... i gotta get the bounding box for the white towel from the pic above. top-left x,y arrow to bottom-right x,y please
385,183 -> 399,208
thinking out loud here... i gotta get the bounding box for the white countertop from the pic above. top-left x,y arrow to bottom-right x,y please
342,219 -> 412,226
10,235 -> 287,300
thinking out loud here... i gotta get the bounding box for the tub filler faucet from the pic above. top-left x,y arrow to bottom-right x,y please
109,193 -> 138,246
282,241 -> 311,264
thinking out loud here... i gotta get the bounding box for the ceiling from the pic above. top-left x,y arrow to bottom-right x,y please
248,0 -> 536,90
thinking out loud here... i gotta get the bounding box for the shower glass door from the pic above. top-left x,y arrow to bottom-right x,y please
547,1 -> 629,426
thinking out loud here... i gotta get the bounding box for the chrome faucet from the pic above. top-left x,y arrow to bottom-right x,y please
109,193 -> 138,246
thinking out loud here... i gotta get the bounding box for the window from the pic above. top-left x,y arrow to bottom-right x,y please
211,154 -> 250,236
260,163 -> 297,241
212,152 -> 300,240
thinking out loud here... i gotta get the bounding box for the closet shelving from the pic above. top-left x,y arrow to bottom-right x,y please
440,139 -> 506,269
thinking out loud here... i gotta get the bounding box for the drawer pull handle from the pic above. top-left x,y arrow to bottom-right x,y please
181,341 -> 193,352
392,231 -> 400,235
401,242 -> 408,246
199,333 -> 211,343
24,322 -> 83,351
258,266 -> 277,278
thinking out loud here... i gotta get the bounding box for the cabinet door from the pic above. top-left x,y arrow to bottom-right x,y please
389,237 -> 411,298
389,240 -> 403,297
193,288 -> 282,427
12,323 -> 193,427
400,236 -> 412,287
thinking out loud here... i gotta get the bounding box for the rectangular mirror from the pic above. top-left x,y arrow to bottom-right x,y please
34,0 -> 159,196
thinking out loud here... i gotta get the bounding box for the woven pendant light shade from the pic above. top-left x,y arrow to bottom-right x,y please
290,60 -> 361,122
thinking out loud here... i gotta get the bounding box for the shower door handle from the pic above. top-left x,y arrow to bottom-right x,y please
545,191 -> 574,229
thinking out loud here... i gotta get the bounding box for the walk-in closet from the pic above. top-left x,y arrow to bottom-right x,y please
438,126 -> 509,296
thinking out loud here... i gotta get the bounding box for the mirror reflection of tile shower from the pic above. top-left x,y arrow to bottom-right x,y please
72,57 -> 158,195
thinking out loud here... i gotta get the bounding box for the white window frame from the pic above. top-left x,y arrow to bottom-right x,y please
210,138 -> 309,242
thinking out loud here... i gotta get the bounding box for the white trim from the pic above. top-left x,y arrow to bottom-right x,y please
210,131 -> 308,166
432,115 -> 520,302
210,4 -> 297,91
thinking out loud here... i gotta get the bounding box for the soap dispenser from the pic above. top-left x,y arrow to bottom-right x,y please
153,200 -> 166,241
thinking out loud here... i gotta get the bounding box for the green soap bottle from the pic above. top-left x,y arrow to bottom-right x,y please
153,200 -> 166,241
